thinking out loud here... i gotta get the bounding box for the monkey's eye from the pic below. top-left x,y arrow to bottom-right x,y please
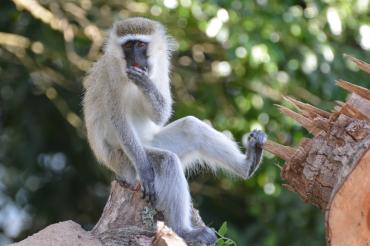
123,42 -> 133,49
137,41 -> 146,47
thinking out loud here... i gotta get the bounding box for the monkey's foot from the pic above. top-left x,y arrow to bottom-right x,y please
247,129 -> 267,148
115,177 -> 140,191
180,226 -> 217,245
242,129 -> 267,178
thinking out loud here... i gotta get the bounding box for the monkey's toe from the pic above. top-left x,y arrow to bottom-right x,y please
199,227 -> 217,245
249,129 -> 267,147
181,226 -> 217,245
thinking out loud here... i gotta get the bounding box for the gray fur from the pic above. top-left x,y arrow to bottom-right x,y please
115,17 -> 158,36
83,17 -> 266,246
126,67 -> 171,126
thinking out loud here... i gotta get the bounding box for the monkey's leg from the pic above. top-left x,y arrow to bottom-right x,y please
151,116 -> 266,179
101,143 -> 138,187
146,148 -> 217,245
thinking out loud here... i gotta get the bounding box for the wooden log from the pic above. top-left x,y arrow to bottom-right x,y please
91,181 -> 157,245
262,62 -> 370,245
280,113 -> 370,209
326,149 -> 370,245
92,181 -> 204,246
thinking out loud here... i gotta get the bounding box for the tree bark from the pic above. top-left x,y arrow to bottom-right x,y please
263,55 -> 370,245
10,181 -> 204,246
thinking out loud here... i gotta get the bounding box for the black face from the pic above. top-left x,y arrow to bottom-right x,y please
122,40 -> 149,71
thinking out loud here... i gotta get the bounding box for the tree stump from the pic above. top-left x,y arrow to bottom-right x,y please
10,180 -> 206,246
263,55 -> 370,245
91,180 -> 205,246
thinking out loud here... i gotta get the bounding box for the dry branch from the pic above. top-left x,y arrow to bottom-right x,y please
344,54 -> 370,74
283,96 -> 330,118
262,140 -> 296,161
336,79 -> 370,101
339,103 -> 370,121
277,105 -> 323,136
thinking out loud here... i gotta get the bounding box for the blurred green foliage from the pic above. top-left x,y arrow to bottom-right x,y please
0,0 -> 369,245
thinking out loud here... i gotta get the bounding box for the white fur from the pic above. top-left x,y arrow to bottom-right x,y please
150,116 -> 250,178
117,34 -> 151,44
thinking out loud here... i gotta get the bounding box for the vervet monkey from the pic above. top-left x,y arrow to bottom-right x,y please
83,17 -> 267,245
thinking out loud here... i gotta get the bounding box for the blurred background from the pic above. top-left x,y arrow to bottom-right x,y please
0,0 -> 369,245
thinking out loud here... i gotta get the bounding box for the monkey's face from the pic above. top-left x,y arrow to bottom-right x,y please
122,40 -> 149,72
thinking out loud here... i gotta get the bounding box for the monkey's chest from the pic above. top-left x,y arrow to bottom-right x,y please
122,85 -> 160,144
130,113 -> 160,145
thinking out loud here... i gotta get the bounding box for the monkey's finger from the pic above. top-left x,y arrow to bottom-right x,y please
141,186 -> 147,199
127,73 -> 146,84
146,190 -> 153,203
256,132 -> 267,145
143,184 -> 153,203
151,194 -> 157,204
127,70 -> 140,77
149,185 -> 156,204
127,68 -> 149,81
127,68 -> 145,76
151,194 -> 156,204
247,138 -> 257,148
148,191 -> 154,204
132,66 -> 147,75
127,70 -> 140,78
126,69 -> 141,77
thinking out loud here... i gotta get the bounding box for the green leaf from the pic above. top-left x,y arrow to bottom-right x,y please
226,239 -> 236,246
218,221 -> 228,237
216,239 -> 225,246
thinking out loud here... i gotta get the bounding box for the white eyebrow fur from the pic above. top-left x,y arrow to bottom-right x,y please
117,34 -> 151,44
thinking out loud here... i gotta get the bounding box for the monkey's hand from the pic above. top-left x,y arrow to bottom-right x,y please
138,165 -> 156,203
126,67 -> 151,88
126,66 -> 171,125
243,129 -> 267,178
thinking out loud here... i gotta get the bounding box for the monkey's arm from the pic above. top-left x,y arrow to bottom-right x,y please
127,68 -> 171,125
108,89 -> 156,202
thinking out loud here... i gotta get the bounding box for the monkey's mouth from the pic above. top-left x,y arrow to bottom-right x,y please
129,64 -> 148,73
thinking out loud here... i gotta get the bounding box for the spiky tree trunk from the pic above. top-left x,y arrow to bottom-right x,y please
263,55 -> 370,245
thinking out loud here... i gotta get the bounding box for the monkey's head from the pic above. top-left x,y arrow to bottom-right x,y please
106,17 -> 175,79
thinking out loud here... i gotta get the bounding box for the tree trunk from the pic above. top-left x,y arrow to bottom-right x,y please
10,180 -> 204,246
263,55 -> 370,245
